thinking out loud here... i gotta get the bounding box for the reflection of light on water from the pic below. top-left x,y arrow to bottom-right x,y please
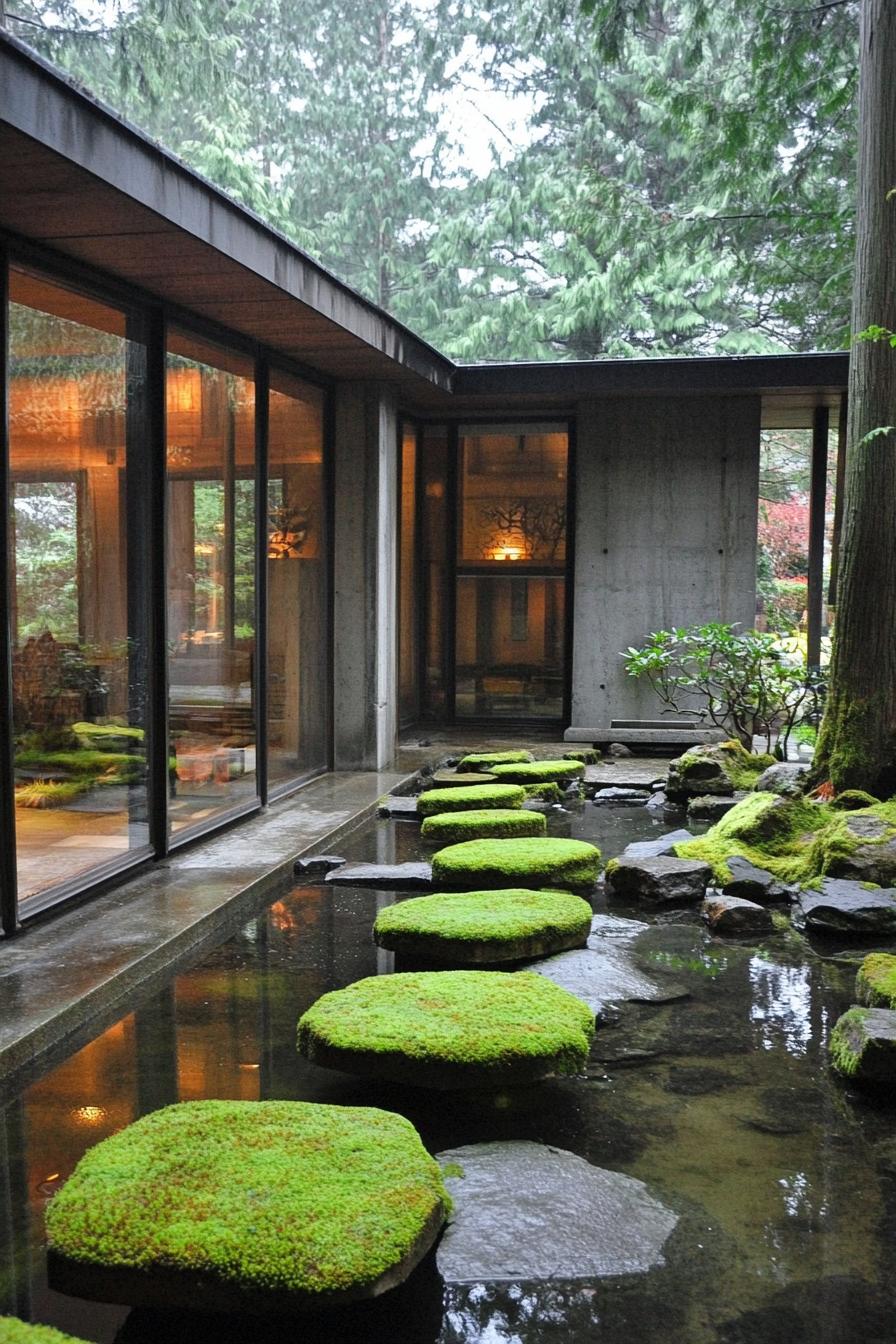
71,1104 -> 107,1126
749,957 -> 813,1055
779,1170 -> 826,1221
443,1284 -> 600,1342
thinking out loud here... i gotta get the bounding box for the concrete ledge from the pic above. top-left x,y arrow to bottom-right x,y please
0,767 -> 413,1096
565,726 -> 727,748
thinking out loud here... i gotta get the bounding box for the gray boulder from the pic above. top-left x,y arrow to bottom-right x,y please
294,854 -> 346,876
325,861 -> 432,889
702,894 -> 774,935
620,829 -> 694,861
605,855 -> 712,905
592,787 -> 651,806
753,761 -> 811,797
377,795 -> 420,819
796,878 -> 896,934
722,855 -> 790,904
827,814 -> 896,885
687,793 -> 746,821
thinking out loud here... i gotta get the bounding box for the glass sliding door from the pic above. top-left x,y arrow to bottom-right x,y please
165,328 -> 257,835
266,369 -> 328,791
7,267 -> 150,904
455,423 -> 569,720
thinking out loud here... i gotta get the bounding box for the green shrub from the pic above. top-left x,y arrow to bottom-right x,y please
421,808 -> 546,844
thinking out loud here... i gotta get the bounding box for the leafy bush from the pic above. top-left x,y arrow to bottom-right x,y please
622,622 -> 824,753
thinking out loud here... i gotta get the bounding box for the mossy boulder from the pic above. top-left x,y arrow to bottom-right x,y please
373,889 -> 593,963
420,808 -> 546,844
431,837 -> 601,891
0,1323 -> 91,1344
45,1100 -> 448,1313
857,954 -> 896,1009
667,740 -> 775,800
417,784 -> 525,817
563,748 -> 601,764
489,760 -> 585,785
831,790 -> 882,811
521,781 -> 564,803
457,750 -> 533,772
297,971 -> 595,1087
830,1006 -> 896,1087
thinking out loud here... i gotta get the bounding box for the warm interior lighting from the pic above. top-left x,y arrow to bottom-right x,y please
485,538 -> 526,561
268,505 -> 310,559
72,1104 -> 107,1126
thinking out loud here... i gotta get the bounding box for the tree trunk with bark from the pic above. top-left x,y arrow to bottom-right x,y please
813,0 -> 896,793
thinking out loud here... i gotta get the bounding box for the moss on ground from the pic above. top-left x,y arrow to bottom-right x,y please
562,748 -> 600,764
421,808 -> 546,844
830,790 -> 881,811
45,1101 -> 447,1300
671,740 -> 775,793
0,1322 -> 91,1344
431,837 -> 601,890
373,888 -> 592,959
520,782 -> 563,803
417,784 -> 524,817
488,760 -> 586,785
457,750 -> 533,771
857,954 -> 896,1009
297,971 -> 594,1079
675,791 -> 896,887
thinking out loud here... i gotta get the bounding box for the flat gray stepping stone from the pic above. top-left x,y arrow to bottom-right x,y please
687,794 -> 745,820
374,889 -> 592,964
831,1006 -> 896,1086
377,795 -> 420,819
324,862 -> 432,889
430,770 -> 497,787
297,971 -> 595,1089
45,1100 -> 448,1312
436,1141 -> 677,1282
585,762 -> 668,789
605,855 -> 711,905
620,829 -> 693,861
796,879 -> 896,934
529,946 -> 668,1014
592,787 -> 651,806
294,854 -> 347,876
702,895 -> 774,935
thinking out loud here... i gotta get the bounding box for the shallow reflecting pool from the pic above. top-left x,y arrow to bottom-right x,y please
3,796 -> 896,1342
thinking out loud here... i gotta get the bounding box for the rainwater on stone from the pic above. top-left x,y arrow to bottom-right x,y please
3,795 -> 896,1344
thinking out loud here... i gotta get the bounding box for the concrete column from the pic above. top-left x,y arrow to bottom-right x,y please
570,394 -> 760,729
332,382 -> 399,769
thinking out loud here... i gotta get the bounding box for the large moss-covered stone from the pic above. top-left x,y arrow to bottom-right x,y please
830,1007 -> 896,1087
297,971 -> 595,1087
373,889 -> 592,963
431,837 -> 601,891
417,784 -> 525,817
666,741 -> 775,800
457,750 -> 533,772
488,760 -> 586,785
420,808 -> 546,844
857,953 -> 896,1009
45,1101 -> 448,1313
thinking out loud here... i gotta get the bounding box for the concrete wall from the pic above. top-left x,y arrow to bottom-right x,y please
332,382 -> 399,769
570,394 -> 761,728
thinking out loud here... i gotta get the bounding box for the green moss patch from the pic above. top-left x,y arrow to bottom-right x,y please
857,954 -> 896,1009
373,889 -> 592,963
421,808 -> 546,844
675,792 -> 896,888
297,971 -> 594,1087
521,782 -> 563,803
0,1322 -> 91,1344
45,1100 -> 447,1312
15,779 -> 91,808
831,790 -> 882,811
431,837 -> 601,891
489,760 -> 585,785
563,748 -> 600,764
457,750 -> 533,771
830,1006 -> 870,1077
417,784 -> 524,817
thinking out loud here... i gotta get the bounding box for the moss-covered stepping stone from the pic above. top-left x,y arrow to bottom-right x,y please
521,782 -> 564,803
563,748 -> 601,764
421,808 -> 546,844
373,889 -> 592,963
297,971 -> 594,1088
417,783 -> 524,816
429,770 -> 497,788
857,953 -> 896,1009
830,1006 -> 896,1087
489,760 -> 585,785
431,837 -> 601,891
457,750 -> 534,772
0,1323 -> 91,1344
45,1100 -> 448,1314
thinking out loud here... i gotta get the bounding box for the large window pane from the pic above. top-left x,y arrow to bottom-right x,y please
266,368 -> 327,789
421,425 -> 449,718
166,329 -> 257,833
399,425 -> 419,725
455,576 -> 565,718
8,268 -> 149,902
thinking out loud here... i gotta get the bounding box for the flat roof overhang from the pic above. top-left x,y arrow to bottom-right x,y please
0,30 -> 849,415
